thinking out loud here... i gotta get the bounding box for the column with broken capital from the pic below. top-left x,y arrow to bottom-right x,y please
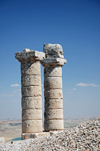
15,49 -> 45,137
41,44 -> 67,131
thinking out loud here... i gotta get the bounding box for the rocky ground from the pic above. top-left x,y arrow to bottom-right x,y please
0,117 -> 92,142
0,117 -> 100,151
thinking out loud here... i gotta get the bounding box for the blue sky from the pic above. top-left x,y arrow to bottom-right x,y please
0,0 -> 100,118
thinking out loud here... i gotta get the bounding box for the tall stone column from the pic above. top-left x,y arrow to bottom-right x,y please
15,49 -> 45,138
41,44 -> 67,132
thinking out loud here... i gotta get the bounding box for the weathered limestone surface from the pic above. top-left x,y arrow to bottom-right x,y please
44,89 -> 63,99
44,77 -> 62,89
43,44 -> 64,59
21,61 -> 40,75
22,109 -> 42,120
42,58 -> 66,67
41,44 -> 67,131
21,75 -> 41,86
15,45 -> 66,138
15,50 -> 45,62
22,97 -> 42,109
21,132 -> 50,140
45,99 -> 63,109
22,120 -> 42,133
44,109 -> 63,119
15,49 -> 45,136
22,86 -> 41,97
0,137 -> 5,143
44,120 -> 64,131
44,66 -> 62,77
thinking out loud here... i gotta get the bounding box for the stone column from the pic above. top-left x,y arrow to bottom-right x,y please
15,49 -> 45,138
41,44 -> 67,132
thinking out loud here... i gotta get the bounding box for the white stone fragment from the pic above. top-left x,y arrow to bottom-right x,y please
23,48 -> 32,52
0,137 -> 5,143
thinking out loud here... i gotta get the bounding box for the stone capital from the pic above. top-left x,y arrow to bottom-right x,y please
41,43 -> 67,67
15,49 -> 45,63
41,58 -> 67,67
43,43 -> 64,59
43,43 -> 63,55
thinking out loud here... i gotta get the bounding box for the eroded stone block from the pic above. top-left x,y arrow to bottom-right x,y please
21,75 -> 41,86
42,58 -> 66,67
44,66 -> 62,77
21,61 -> 40,75
22,120 -> 42,133
45,99 -> 63,109
44,89 -> 63,99
15,50 -> 45,62
22,97 -> 42,109
44,109 -> 63,120
22,86 -> 41,97
44,77 -> 62,89
43,44 -> 63,56
0,137 -> 5,143
44,120 -> 64,131
22,109 -> 42,120
21,132 -> 50,140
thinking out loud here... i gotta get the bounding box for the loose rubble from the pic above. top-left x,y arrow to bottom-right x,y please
0,118 -> 100,151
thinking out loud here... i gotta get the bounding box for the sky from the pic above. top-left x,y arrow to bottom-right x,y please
0,0 -> 100,119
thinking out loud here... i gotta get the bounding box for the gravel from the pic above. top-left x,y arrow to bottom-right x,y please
0,118 -> 100,151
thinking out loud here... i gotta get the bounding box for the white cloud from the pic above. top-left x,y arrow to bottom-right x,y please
76,83 -> 88,86
72,88 -> 76,90
0,94 -> 13,97
68,91 -> 73,93
76,83 -> 99,87
17,89 -> 21,91
14,89 -> 21,93
11,99 -> 20,102
11,84 -> 20,87
88,84 -> 99,87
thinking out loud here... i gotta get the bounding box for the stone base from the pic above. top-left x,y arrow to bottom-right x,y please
0,137 -> 5,143
21,132 -> 50,140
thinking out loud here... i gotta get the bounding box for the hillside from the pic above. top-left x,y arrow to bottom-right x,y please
0,117 -> 94,142
0,117 -> 100,150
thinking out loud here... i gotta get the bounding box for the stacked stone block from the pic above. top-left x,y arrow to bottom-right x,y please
15,49 -> 45,135
41,44 -> 66,131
